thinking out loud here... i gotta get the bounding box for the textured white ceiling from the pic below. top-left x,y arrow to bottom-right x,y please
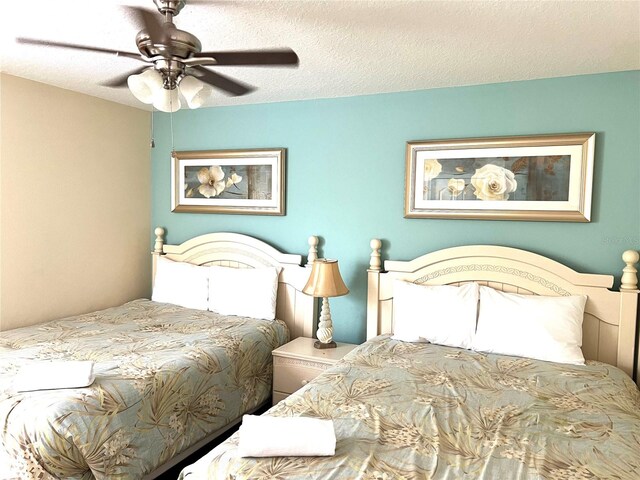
1,0 -> 639,110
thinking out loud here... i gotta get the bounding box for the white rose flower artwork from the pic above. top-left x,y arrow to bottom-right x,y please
197,166 -> 226,198
423,159 -> 442,181
405,134 -> 593,220
471,164 -> 518,201
447,178 -> 466,197
173,148 -> 285,215
226,171 -> 243,189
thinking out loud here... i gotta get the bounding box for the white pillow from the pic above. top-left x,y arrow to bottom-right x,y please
208,266 -> 282,320
392,280 -> 479,349
473,286 -> 587,365
151,256 -> 209,310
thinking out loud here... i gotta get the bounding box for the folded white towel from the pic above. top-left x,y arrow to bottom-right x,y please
15,361 -> 95,392
238,415 -> 336,457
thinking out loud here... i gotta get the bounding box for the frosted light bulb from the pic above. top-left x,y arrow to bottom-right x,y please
179,75 -> 213,109
153,87 -> 181,113
127,69 -> 163,104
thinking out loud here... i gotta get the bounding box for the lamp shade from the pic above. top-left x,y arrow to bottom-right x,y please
179,75 -> 213,109
153,87 -> 181,113
127,69 -> 163,105
303,259 -> 349,298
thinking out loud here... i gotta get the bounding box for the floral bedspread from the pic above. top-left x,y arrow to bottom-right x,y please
183,335 -> 640,480
0,299 -> 288,479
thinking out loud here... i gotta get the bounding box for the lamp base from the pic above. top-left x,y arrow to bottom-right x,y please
314,340 -> 337,349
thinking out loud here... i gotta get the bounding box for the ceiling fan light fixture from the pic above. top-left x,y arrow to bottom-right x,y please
153,86 -> 181,113
179,75 -> 213,109
20,2 -> 300,111
127,69 -> 163,104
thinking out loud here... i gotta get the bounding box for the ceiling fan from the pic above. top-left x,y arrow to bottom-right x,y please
17,0 -> 299,112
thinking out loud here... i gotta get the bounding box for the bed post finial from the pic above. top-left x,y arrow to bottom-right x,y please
307,236 -> 319,266
151,227 -> 166,290
369,239 -> 382,271
621,250 -> 639,291
367,239 -> 383,340
154,227 -> 165,254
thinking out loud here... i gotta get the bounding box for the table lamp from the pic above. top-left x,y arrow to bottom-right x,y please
303,259 -> 349,349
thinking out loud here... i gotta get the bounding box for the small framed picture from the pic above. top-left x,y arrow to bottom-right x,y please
172,148 -> 285,215
405,133 -> 595,222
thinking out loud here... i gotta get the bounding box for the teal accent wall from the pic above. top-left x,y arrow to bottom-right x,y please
152,71 -> 640,344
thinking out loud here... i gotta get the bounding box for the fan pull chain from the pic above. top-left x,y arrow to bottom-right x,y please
169,100 -> 176,160
150,108 -> 155,148
169,62 -> 176,158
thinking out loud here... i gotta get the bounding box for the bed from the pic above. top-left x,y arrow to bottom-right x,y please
179,241 -> 640,479
0,228 -> 319,479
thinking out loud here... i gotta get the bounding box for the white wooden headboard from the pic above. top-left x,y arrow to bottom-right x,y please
151,227 -> 318,340
367,240 -> 640,381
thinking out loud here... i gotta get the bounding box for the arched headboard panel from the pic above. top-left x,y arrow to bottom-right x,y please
152,228 -> 318,340
367,242 -> 639,382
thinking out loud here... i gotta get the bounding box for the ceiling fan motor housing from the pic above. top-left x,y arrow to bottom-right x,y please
135,25 -> 202,60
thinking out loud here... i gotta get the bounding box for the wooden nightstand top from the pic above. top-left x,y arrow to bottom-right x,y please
273,337 -> 359,365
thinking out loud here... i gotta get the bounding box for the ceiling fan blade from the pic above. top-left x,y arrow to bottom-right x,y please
102,67 -> 150,88
125,6 -> 167,43
193,49 -> 299,66
16,38 -> 141,60
191,66 -> 254,96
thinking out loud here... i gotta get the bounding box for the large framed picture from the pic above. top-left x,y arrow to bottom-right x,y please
405,133 -> 595,222
172,148 -> 285,215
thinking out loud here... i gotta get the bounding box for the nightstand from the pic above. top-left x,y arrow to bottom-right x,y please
272,337 -> 358,405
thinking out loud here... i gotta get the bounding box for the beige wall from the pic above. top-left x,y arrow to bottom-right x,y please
0,74 -> 151,331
